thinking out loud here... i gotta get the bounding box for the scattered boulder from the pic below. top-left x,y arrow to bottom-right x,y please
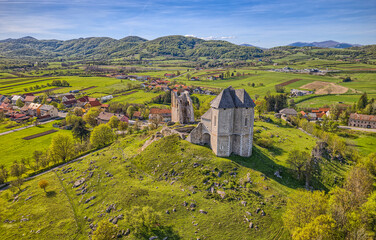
85,196 -> 96,204
73,178 -> 86,188
217,190 -> 226,199
256,208 -> 261,214
241,201 -> 247,207
249,222 -> 254,228
199,210 -> 207,214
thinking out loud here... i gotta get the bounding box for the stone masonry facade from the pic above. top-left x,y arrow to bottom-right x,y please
171,91 -> 195,124
187,86 -> 255,157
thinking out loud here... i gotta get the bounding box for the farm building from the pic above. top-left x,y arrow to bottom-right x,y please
40,105 -> 58,118
149,108 -> 171,122
348,113 -> 376,129
96,112 -> 129,124
279,108 -> 298,120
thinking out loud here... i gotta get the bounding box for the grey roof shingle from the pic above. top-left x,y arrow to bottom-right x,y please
210,86 -> 255,108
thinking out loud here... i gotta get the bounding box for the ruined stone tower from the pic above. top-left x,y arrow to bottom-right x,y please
171,91 -> 195,124
187,86 -> 255,157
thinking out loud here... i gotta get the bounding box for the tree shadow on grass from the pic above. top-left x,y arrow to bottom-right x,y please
228,146 -> 328,191
138,226 -> 181,240
46,191 -> 57,198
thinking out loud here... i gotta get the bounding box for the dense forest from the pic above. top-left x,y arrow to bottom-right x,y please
0,35 -> 375,61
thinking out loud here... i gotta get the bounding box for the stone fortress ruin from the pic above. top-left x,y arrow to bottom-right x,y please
187,86 -> 255,157
171,91 -> 195,124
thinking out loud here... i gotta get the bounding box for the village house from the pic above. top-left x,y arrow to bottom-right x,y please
164,73 -> 176,78
24,95 -> 37,105
84,100 -> 101,109
27,103 -> 42,117
190,77 -> 199,81
149,108 -> 171,122
63,99 -> 77,108
96,112 -> 129,124
101,95 -> 113,102
100,104 -> 109,111
40,104 -> 58,118
0,102 -> 12,113
193,87 -> 205,94
290,89 -> 313,97
279,108 -> 298,120
11,95 -> 24,105
62,94 -> 75,102
0,95 -> 6,103
348,113 -> 376,129
10,113 -> 30,122
132,111 -> 143,120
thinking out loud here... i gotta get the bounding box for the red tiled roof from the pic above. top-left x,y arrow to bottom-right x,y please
63,100 -> 77,105
316,112 -> 326,118
89,100 -> 101,107
349,113 -> 376,122
101,104 -> 109,108
300,111 -> 306,116
24,96 -> 36,102
150,108 -> 171,114
133,111 -> 141,117
64,95 -> 75,100
312,109 -> 321,113
77,96 -> 90,102
319,108 -> 330,112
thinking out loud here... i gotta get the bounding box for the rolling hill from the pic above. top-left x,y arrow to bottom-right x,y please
288,40 -> 360,48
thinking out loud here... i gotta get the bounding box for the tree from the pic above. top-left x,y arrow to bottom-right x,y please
73,107 -> 84,116
16,98 -> 24,108
283,190 -> 328,233
108,116 -> 120,129
0,165 -> 8,184
11,178 -> 23,191
186,73 -> 191,81
287,150 -> 308,180
90,124 -> 115,148
125,206 -> 161,238
58,103 -> 65,110
83,107 -> 100,127
293,215 -> 339,240
66,114 -> 81,126
357,93 -> 368,110
92,220 -> 118,240
118,121 -> 128,131
32,150 -> 44,170
127,106 -> 136,119
38,179 -> 49,192
72,118 -> 90,143
49,133 -> 74,163
10,161 -> 26,179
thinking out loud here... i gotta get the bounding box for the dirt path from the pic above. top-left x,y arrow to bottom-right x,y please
338,125 -> 376,133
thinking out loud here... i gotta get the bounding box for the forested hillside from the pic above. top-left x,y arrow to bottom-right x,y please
0,35 -> 375,61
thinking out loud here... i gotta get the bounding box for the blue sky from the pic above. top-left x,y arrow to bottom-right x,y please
0,0 -> 375,48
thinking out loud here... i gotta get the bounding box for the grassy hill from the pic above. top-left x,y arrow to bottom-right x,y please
0,118 -> 349,239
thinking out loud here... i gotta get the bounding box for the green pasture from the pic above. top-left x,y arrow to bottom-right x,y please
109,90 -> 162,104
0,121 -> 69,168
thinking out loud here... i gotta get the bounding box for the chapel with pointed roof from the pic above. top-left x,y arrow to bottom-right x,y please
187,86 -> 255,157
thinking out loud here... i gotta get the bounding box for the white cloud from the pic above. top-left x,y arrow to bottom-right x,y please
199,36 -> 235,40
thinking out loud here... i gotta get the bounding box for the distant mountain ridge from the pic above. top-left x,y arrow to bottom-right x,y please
0,35 -> 263,60
0,35 -> 373,60
288,40 -> 361,48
